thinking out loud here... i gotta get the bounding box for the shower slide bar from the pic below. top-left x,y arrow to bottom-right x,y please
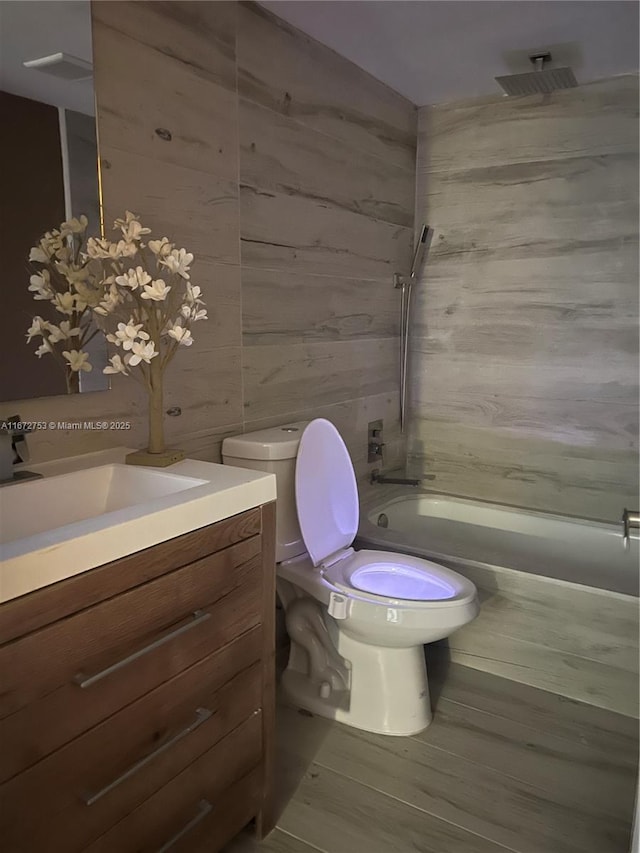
394,224 -> 433,433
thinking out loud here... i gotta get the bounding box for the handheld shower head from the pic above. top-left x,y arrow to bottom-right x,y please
410,225 -> 433,279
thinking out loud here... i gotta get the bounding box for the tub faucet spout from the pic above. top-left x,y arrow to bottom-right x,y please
622,508 -> 639,549
371,469 -> 432,486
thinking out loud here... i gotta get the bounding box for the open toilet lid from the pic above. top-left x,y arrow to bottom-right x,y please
295,419 -> 359,567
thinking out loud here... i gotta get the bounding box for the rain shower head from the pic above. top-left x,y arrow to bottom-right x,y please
410,225 -> 433,279
495,52 -> 577,96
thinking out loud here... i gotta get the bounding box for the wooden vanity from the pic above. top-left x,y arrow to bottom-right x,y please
0,502 -> 276,852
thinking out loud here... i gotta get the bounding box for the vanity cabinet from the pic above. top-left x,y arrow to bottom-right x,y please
0,503 -> 276,852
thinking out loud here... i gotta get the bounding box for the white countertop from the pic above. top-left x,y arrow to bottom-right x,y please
0,448 -> 276,604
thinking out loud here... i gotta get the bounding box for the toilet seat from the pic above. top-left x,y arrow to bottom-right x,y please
295,420 -> 475,606
322,549 -> 477,606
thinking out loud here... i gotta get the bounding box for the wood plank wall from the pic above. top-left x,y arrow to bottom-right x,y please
443,562 -> 639,718
409,76 -> 639,521
8,1 -> 416,477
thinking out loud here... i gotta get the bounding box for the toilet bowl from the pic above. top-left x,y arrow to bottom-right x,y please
222,418 -> 479,735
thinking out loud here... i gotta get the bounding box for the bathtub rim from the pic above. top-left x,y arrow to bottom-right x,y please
362,487 -> 623,533
357,491 -> 638,599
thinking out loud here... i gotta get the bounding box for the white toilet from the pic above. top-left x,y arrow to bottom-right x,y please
222,418 -> 479,736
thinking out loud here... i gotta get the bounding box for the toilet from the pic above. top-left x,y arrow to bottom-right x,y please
222,418 -> 479,736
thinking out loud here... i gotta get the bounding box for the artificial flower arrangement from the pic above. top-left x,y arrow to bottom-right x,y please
27,215 -> 100,393
26,211 -> 207,464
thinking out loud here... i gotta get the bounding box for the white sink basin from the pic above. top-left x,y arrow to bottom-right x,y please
0,450 -> 276,603
0,465 -> 208,544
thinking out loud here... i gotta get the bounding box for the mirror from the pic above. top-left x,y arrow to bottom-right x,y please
0,0 -> 108,402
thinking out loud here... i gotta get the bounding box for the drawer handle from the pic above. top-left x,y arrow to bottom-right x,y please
156,799 -> 213,852
83,707 -> 212,806
73,610 -> 211,689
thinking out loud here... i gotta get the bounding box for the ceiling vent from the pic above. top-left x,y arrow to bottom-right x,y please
22,52 -> 92,81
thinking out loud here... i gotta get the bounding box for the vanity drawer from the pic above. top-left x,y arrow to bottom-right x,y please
0,533 -> 262,723
0,571 -> 262,783
0,632 -> 263,853
86,719 -> 262,853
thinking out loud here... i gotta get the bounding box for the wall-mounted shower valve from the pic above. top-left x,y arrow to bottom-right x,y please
367,420 -> 384,463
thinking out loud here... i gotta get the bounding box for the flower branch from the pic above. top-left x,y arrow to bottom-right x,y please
26,211 -> 206,455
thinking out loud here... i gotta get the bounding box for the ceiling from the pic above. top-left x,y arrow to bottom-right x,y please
1,1 -> 637,112
0,1 -> 94,115
260,1 -> 640,106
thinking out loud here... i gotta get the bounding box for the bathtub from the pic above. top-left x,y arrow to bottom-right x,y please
357,492 -> 639,597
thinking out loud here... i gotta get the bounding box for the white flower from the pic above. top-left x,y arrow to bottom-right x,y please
29,245 -> 49,263
181,303 -> 208,322
53,292 -> 77,315
35,340 -> 53,358
180,282 -> 208,322
73,278 -> 102,309
161,248 -> 193,280
167,324 -> 193,346
85,237 -> 137,260
45,231 -> 64,253
181,283 -> 206,320
103,354 -> 130,375
184,283 -> 203,304
115,266 -> 151,291
113,211 -> 151,243
29,231 -> 63,262
120,240 -> 138,257
28,271 -> 53,300
85,237 -> 117,259
106,322 -> 150,350
148,237 -> 173,258
48,320 -> 81,343
54,260 -> 90,284
128,341 -> 158,366
141,278 -> 171,301
60,215 -> 88,237
54,245 -> 74,266
94,283 -> 122,316
26,316 -> 50,342
62,349 -> 92,372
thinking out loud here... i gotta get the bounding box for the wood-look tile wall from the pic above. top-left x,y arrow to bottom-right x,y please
237,3 -> 415,472
410,76 -> 639,521
8,1 -> 416,476
444,563 -> 639,718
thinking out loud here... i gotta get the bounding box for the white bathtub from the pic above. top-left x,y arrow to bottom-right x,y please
358,493 -> 639,596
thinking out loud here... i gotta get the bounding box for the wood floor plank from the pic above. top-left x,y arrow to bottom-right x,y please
414,697 -> 637,821
251,669 -> 638,853
278,705 -> 632,853
429,659 -> 639,765
223,827 -> 325,853
276,753 -> 512,853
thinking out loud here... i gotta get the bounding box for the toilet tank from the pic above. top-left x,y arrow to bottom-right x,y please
222,423 -> 308,562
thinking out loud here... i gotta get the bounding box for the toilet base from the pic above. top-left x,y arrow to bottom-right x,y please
282,633 -> 433,736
